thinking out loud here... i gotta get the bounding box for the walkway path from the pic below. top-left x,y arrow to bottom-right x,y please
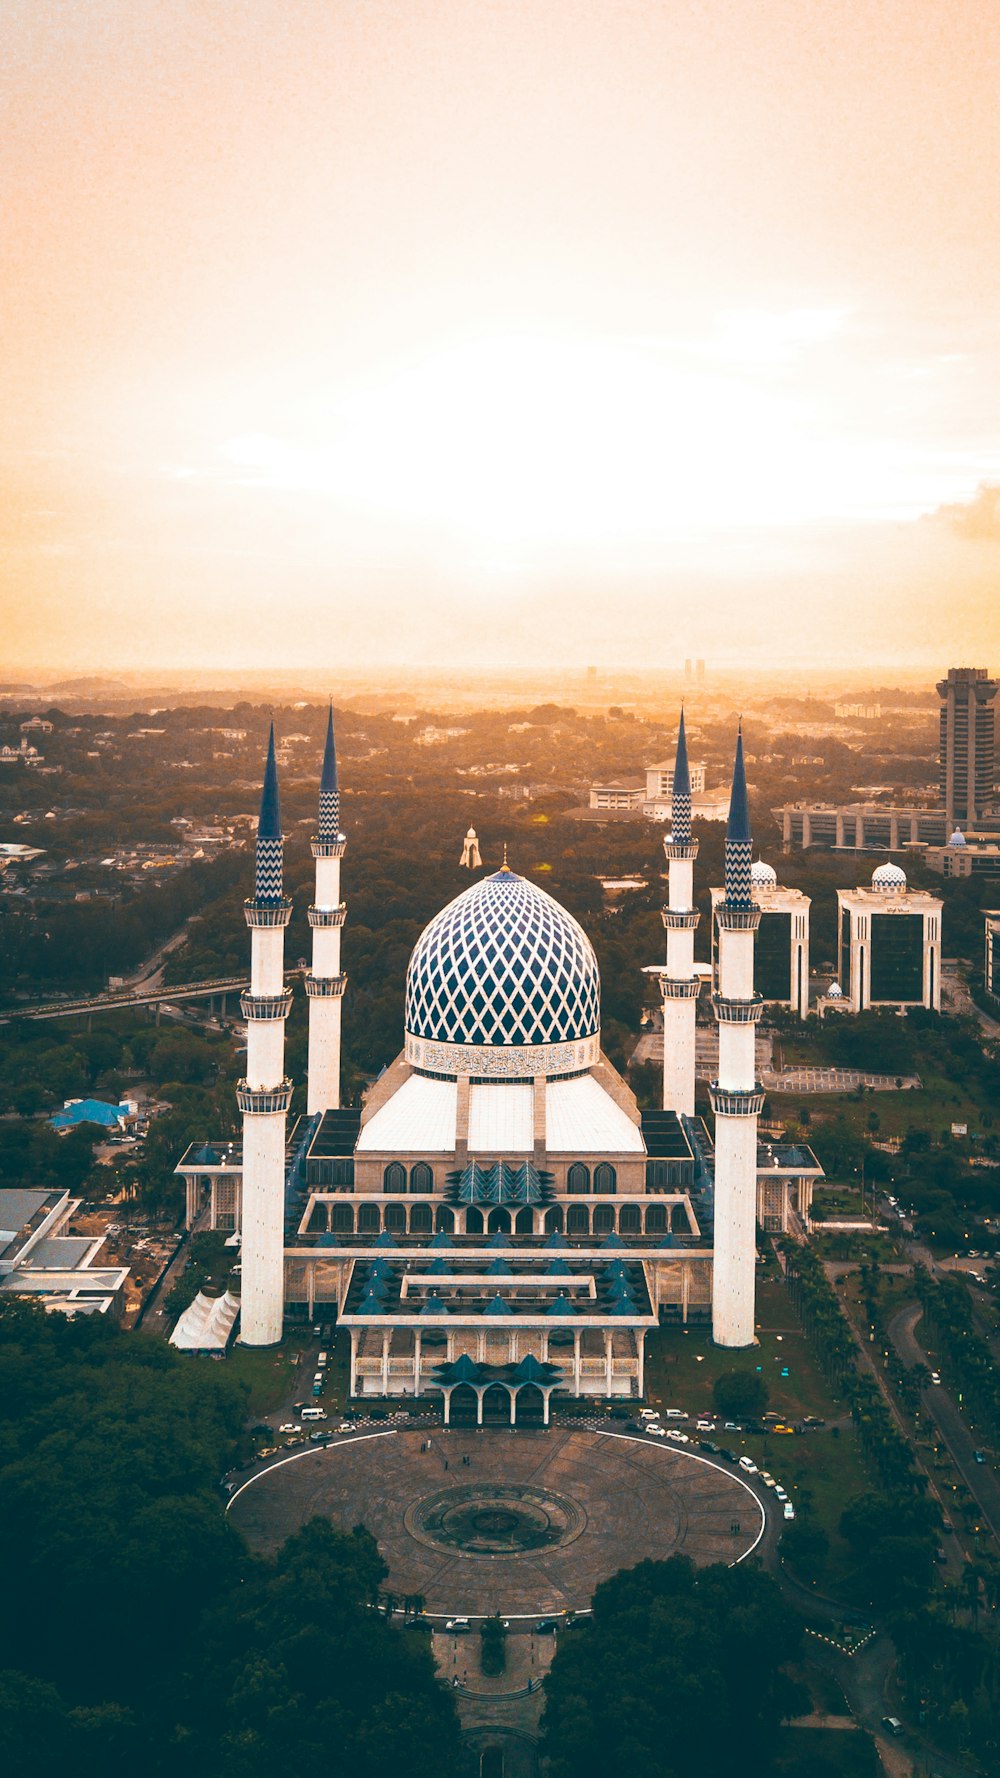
887,1302 -> 1000,1543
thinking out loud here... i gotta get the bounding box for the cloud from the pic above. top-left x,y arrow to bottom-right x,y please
933,481 -> 1000,542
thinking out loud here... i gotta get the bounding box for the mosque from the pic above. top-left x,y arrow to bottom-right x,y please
177,708 -> 823,1414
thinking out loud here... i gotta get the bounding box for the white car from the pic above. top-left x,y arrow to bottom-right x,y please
760,1472 -> 776,1489
739,1456 -> 758,1475
278,1423 -> 301,1434
695,1420 -> 716,1432
645,1424 -> 666,1437
930,1371 -> 942,1385
301,1407 -> 327,1421
665,1430 -> 690,1444
783,1502 -> 795,1520
639,1408 -> 659,1419
337,1422 -> 353,1433
664,1408 -> 687,1419
774,1487 -> 788,1502
445,1618 -> 470,1634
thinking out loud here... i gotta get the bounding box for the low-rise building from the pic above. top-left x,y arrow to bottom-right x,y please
836,864 -> 942,1012
0,1188 -> 129,1317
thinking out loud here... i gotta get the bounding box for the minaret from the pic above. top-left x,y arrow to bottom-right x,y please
238,725 -> 293,1346
305,704 -> 347,1115
710,726 -> 765,1348
659,709 -> 700,1115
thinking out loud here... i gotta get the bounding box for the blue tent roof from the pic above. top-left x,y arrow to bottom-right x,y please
431,1231 -> 452,1248
421,1294 -> 449,1316
484,1293 -> 513,1316
50,1099 -> 128,1131
546,1293 -> 577,1317
357,1291 -> 386,1314
601,1231 -> 625,1249
488,1257 -> 513,1276
375,1231 -> 396,1248
429,1258 -> 451,1277
488,1231 -> 511,1248
544,1232 -> 564,1249
547,1258 -> 570,1276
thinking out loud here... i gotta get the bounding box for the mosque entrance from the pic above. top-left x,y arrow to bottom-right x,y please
515,1384 -> 544,1427
481,1383 -> 510,1424
450,1383 -> 478,1426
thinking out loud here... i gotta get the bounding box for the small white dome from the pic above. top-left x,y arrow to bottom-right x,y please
872,861 -> 907,892
750,858 -> 777,888
827,982 -> 844,999
948,828 -> 966,848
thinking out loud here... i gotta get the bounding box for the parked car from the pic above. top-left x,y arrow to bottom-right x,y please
278,1422 -> 300,1434
445,1618 -> 470,1634
309,1430 -> 333,1444
639,1408 -> 659,1419
664,1407 -> 687,1419
930,1371 -> 942,1385
974,1450 -> 987,1464
782,1502 -> 795,1520
738,1456 -> 758,1475
760,1472 -> 776,1488
695,1419 -> 716,1432
881,1717 -> 904,1739
301,1406 -> 327,1421
645,1425 -> 666,1437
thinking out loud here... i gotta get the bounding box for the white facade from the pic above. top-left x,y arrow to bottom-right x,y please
836,869 -> 942,1012
306,840 -> 346,1114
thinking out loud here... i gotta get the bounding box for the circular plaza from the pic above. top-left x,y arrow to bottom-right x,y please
228,1427 -> 764,1618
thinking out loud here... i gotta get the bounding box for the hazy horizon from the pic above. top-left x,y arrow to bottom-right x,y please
3,2 -> 1000,674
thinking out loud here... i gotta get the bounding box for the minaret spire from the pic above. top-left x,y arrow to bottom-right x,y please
238,725 -> 294,1346
647,709 -> 700,1117
318,702 -> 341,840
710,723 -> 764,1348
724,722 -> 753,908
306,701 -> 347,1116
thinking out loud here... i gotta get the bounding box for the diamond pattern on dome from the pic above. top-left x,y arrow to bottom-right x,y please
405,871 -> 600,1049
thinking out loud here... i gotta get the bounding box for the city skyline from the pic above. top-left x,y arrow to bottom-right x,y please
3,1 -> 1000,673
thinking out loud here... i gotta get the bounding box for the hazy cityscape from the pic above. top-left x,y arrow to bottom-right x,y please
4,6 -> 1000,1778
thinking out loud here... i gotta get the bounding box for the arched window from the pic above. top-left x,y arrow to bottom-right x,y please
592,1204 -> 615,1235
384,1203 -> 407,1233
410,1202 -> 433,1235
645,1203 -> 668,1235
383,1162 -> 407,1194
465,1208 -> 484,1234
409,1161 -> 433,1194
331,1203 -> 354,1234
435,1206 -> 455,1233
567,1162 -> 590,1194
619,1204 -> 641,1235
358,1203 -> 381,1234
567,1205 -> 590,1236
544,1206 -> 564,1234
593,1163 -> 617,1195
514,1207 -> 534,1234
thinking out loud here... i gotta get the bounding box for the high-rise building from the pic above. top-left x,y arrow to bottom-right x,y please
837,864 -> 942,1013
937,667 -> 998,829
711,859 -> 810,1019
984,911 -> 1000,1006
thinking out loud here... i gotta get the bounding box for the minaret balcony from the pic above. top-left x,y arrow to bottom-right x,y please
661,908 -> 699,930
663,839 -> 699,861
716,905 -> 761,932
311,837 -> 347,859
240,989 -> 294,1022
708,1082 -> 766,1118
244,897 -> 293,928
712,993 -> 765,1024
304,973 -> 347,998
236,1078 -> 294,1115
660,977 -> 701,1000
308,903 -> 347,928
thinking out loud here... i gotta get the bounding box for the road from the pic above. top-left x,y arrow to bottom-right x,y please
888,1302 -> 1000,1543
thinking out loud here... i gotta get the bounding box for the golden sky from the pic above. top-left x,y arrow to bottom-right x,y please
3,0 -> 1000,674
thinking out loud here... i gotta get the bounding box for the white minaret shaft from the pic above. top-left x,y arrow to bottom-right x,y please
306,704 -> 347,1115
660,709 -> 699,1116
711,727 -> 764,1349
238,725 -> 293,1347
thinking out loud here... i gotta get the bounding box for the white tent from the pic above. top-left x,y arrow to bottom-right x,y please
169,1289 -> 240,1353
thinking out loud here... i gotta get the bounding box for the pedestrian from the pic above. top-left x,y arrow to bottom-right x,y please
444,1458 -> 449,1470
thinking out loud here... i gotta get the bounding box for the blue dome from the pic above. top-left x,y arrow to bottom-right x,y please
404,869 -> 601,1078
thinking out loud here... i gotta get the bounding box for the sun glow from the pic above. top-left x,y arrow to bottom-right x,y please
216,327 -> 974,558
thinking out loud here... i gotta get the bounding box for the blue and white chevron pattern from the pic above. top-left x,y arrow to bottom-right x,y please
254,834 -> 284,902
724,839 -> 753,909
318,787 -> 340,839
672,788 -> 692,842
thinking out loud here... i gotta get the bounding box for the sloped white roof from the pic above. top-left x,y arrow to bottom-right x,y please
170,1289 -> 240,1352
356,1073 -> 457,1153
545,1074 -> 643,1152
468,1083 -> 533,1152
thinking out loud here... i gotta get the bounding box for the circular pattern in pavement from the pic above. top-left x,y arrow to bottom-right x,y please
229,1427 -> 763,1617
406,1483 -> 584,1556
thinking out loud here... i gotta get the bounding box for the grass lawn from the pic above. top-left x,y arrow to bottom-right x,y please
226,1342 -> 301,1416
772,1726 -> 879,1777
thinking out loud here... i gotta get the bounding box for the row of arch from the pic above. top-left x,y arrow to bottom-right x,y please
321,1200 -> 676,1237
381,1161 -> 619,1194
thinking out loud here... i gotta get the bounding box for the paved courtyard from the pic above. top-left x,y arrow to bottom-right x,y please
229,1427 -> 763,1617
